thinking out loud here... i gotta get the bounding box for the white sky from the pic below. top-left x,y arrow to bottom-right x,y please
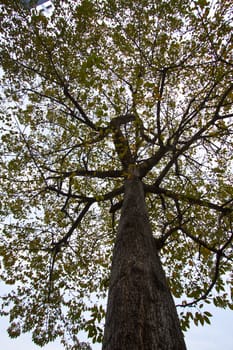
0,306 -> 232,349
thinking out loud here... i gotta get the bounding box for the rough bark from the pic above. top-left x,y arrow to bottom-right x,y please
102,178 -> 186,350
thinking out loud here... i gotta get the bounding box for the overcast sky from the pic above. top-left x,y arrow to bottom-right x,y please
0,305 -> 232,350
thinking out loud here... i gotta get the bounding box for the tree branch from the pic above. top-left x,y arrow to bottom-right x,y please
45,184 -> 124,204
110,114 -> 135,169
63,86 -> 98,130
176,251 -> 222,308
144,185 -> 232,214
176,226 -> 233,307
138,144 -> 171,178
46,167 -> 123,179
47,200 -> 94,302
156,68 -> 167,146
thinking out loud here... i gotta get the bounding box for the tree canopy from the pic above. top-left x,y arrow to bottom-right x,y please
0,0 -> 233,348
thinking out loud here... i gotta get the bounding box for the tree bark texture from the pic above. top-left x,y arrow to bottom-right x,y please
102,179 -> 186,350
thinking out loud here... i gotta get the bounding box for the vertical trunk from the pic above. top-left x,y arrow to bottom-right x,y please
102,179 -> 186,350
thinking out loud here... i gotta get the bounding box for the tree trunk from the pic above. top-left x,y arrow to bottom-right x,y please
102,178 -> 186,350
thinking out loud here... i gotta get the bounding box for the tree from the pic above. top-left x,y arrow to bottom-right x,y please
0,0 -> 232,348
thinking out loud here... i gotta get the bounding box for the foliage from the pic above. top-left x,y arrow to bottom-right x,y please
0,0 -> 233,348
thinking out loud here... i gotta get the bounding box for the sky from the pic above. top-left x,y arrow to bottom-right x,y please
0,305 -> 232,349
